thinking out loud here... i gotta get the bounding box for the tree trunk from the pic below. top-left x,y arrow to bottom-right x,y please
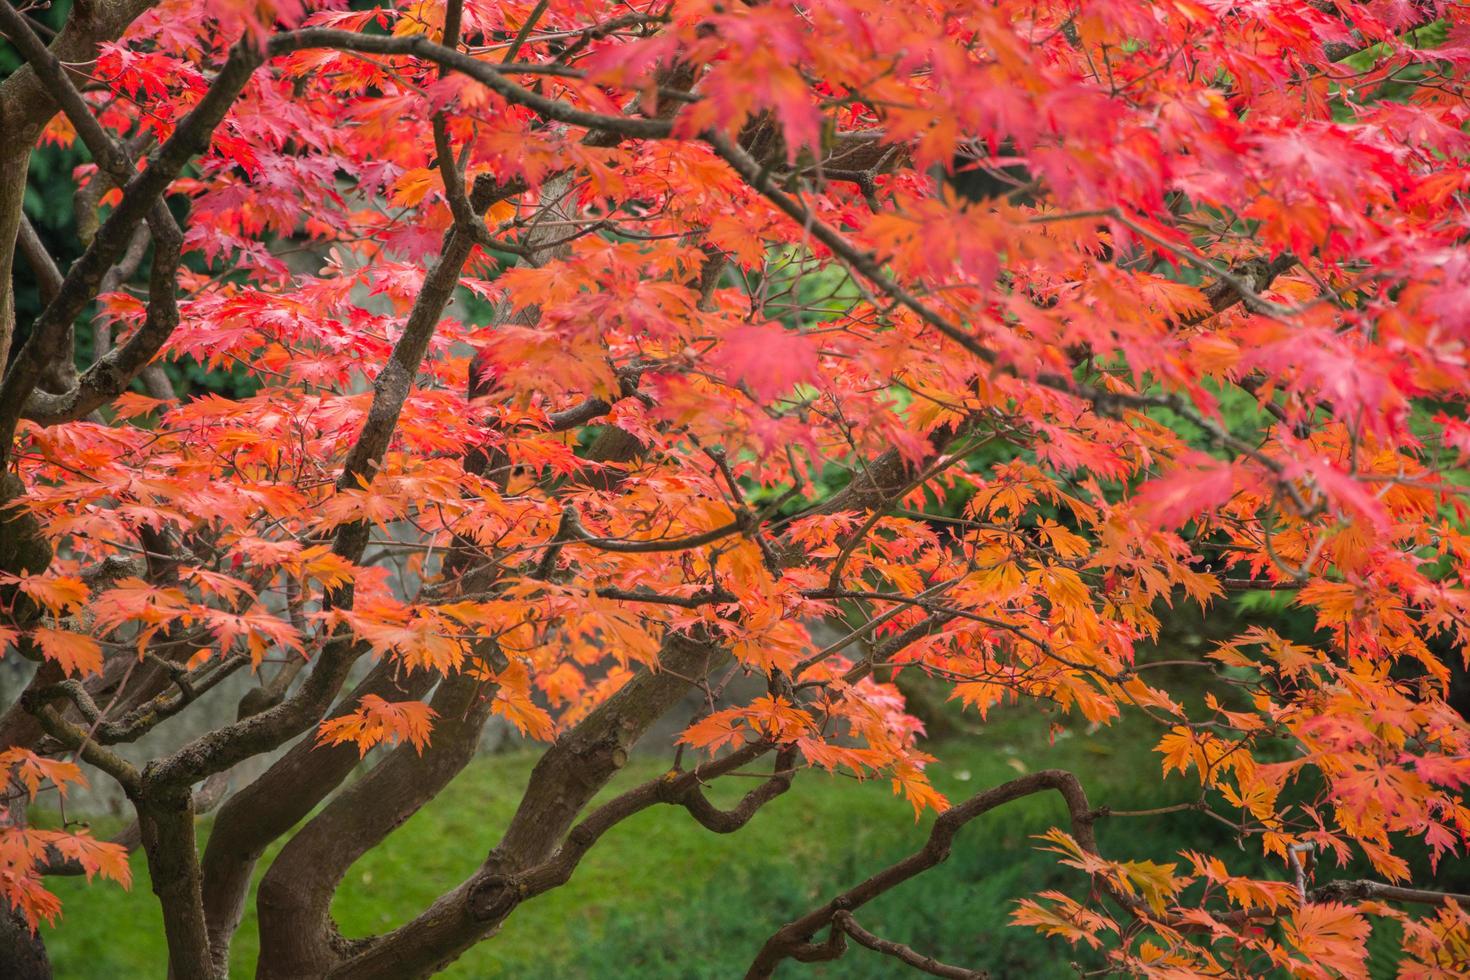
0,904 -> 50,980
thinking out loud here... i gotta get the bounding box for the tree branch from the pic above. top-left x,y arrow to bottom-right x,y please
255,672 -> 494,978
745,769 -> 1098,979
832,911 -> 987,980
322,633 -> 729,979
199,659 -> 436,976
268,29 -> 674,140
0,25 -> 254,454
14,214 -> 62,305
1310,879 -> 1470,907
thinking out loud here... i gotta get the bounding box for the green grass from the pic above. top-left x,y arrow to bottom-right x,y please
35,696 -> 1462,978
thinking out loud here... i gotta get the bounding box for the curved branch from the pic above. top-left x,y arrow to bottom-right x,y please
745,769 -> 1097,979
706,133 -> 1301,480
832,911 -> 986,980
200,659 -> 435,976
20,696 -> 141,795
15,215 -> 62,305
561,504 -> 748,554
255,672 -> 494,979
21,221 -> 182,424
543,366 -> 644,431
0,28 -> 255,452
321,633 -> 729,979
321,739 -> 790,976
268,29 -> 674,140
676,745 -> 797,834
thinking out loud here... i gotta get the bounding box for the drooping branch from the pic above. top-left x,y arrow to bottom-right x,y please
745,769 -> 1098,979
831,911 -> 987,980
706,132 -> 1000,368
705,133 -> 1303,479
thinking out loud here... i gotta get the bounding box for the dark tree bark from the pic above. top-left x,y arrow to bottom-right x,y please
0,904 -> 50,980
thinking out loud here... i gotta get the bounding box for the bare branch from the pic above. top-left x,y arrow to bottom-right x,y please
1311,879 -> 1470,907
746,769 -> 1098,979
833,911 -> 987,980
560,504 -> 748,554
14,215 -> 61,305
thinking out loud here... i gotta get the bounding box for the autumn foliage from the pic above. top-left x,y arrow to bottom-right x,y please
2,0 -> 1470,976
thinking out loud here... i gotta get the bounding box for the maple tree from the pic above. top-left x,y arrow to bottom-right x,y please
2,0 -> 1470,976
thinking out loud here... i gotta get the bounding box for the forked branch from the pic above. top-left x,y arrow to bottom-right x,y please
745,769 -> 1097,979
